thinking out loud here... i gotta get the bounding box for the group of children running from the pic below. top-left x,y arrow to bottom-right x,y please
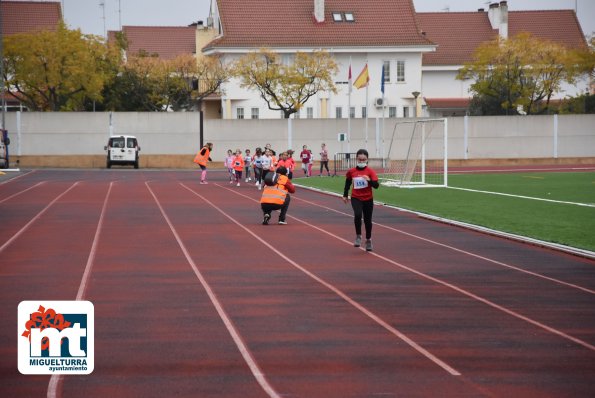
223,144 -> 300,189
195,143 -> 378,251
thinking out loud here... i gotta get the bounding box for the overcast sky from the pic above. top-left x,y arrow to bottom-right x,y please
61,0 -> 594,38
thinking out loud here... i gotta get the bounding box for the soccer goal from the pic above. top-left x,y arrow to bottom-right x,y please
381,118 -> 448,188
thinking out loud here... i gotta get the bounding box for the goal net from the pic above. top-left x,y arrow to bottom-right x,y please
381,118 -> 447,188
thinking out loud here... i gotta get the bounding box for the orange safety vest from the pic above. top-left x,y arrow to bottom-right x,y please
260,174 -> 289,205
193,146 -> 210,166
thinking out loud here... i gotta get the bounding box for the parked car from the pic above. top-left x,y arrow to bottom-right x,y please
0,130 -> 9,169
104,135 -> 140,169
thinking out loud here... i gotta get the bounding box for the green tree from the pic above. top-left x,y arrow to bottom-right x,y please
100,52 -> 226,112
458,33 -> 592,115
3,23 -> 114,111
232,49 -> 338,118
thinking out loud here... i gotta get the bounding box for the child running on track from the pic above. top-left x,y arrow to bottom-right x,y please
244,149 -> 252,182
342,149 -> 379,251
224,149 -> 234,184
232,149 -> 245,186
252,147 -> 264,190
261,148 -> 273,185
319,143 -> 330,176
193,142 -> 213,184
300,145 -> 312,177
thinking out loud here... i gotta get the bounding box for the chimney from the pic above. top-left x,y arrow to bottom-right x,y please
314,0 -> 325,23
487,2 -> 508,39
499,1 -> 508,39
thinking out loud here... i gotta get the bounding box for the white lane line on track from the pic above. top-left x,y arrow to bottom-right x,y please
0,181 -> 46,204
0,182 -> 79,254
219,184 -> 595,353
47,182 -> 113,398
294,195 -> 595,295
147,182 -> 283,398
0,170 -> 36,185
202,182 -> 461,376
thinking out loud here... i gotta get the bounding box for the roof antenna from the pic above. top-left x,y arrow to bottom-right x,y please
441,5 -> 450,12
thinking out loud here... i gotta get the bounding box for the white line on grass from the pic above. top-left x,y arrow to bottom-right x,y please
447,186 -> 595,208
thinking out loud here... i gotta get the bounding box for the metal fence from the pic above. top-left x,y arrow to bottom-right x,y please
333,153 -> 386,175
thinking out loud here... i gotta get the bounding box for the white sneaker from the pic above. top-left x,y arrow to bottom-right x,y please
258,184 -> 261,190
255,181 -> 259,186
245,178 -> 249,182
236,182 -> 240,187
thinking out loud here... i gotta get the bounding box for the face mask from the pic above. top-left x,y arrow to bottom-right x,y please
356,162 -> 367,169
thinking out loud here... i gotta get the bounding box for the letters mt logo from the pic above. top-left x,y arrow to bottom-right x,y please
18,301 -> 94,375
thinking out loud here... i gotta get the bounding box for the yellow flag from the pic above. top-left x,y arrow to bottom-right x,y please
353,64 -> 369,89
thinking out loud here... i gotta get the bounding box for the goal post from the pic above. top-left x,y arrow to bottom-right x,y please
381,118 -> 448,188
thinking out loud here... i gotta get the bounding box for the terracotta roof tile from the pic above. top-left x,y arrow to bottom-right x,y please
114,26 -> 196,60
418,10 -> 587,66
509,10 -> 586,49
1,1 -> 62,36
206,0 -> 432,50
424,97 -> 471,108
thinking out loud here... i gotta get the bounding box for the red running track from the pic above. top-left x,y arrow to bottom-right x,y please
1,169 -> 594,397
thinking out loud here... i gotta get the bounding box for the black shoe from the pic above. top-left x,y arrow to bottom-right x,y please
262,213 -> 270,225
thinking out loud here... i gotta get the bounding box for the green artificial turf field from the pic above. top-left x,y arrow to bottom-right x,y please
294,171 -> 595,252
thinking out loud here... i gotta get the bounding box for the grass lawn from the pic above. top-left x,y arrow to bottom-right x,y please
294,172 -> 595,252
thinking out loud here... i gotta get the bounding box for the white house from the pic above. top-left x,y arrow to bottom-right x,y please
417,1 -> 590,117
202,0 -> 435,119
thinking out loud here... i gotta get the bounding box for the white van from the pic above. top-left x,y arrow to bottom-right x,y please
104,135 -> 140,169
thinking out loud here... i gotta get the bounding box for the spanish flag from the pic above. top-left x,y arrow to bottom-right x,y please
353,64 -> 369,89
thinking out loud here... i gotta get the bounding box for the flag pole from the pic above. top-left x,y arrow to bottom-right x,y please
347,57 -> 352,154
365,85 -> 369,150
381,64 -> 385,159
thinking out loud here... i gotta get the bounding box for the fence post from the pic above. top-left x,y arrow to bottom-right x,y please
553,114 -> 558,159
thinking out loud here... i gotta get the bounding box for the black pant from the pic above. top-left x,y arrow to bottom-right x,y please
320,161 -> 329,174
351,197 -> 374,239
261,195 -> 291,222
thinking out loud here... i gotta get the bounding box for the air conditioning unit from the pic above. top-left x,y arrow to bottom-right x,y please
374,97 -> 385,107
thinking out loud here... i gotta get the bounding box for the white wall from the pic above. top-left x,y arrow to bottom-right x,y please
4,112 -> 595,162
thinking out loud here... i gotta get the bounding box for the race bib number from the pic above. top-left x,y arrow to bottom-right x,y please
353,177 -> 368,189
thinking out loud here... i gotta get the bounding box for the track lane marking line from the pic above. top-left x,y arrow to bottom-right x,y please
0,181 -> 79,254
219,184 -> 595,353
294,194 -> 595,295
47,181 -> 114,398
147,182 -> 283,398
0,181 -> 46,204
197,182 -> 461,376
0,170 -> 36,185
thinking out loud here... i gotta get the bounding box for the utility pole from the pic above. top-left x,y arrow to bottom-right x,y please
0,1 -> 6,131
99,1 -> 106,37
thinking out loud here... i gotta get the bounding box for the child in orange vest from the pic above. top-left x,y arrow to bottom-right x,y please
232,149 -> 245,187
